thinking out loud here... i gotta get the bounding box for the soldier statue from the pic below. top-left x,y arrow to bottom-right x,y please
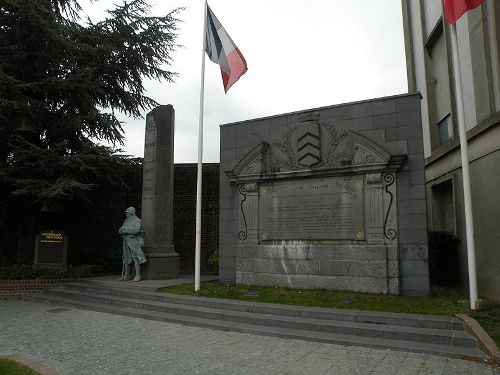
118,207 -> 147,281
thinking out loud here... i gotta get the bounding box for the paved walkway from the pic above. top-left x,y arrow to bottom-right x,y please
0,300 -> 498,375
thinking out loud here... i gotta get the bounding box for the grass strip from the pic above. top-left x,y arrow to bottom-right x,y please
0,359 -> 42,375
160,282 -> 500,347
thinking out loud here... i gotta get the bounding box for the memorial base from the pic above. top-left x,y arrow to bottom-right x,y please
142,252 -> 180,280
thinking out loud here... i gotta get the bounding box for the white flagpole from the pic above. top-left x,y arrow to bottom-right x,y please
449,23 -> 479,310
195,0 -> 208,291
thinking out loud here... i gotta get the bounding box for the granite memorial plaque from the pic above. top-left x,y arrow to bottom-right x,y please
259,176 -> 364,241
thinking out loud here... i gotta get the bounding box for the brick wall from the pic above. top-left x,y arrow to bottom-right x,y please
2,163 -> 219,275
0,278 -> 77,300
174,164 -> 219,273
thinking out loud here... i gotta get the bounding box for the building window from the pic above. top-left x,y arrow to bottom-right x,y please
438,115 -> 453,144
426,22 -> 453,150
431,179 -> 456,234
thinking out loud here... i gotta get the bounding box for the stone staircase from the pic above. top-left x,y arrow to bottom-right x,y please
25,279 -> 488,361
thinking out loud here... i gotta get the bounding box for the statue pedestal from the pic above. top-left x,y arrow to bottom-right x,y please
143,254 -> 180,279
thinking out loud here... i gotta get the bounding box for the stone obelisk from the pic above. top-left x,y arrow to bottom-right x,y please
141,105 -> 180,279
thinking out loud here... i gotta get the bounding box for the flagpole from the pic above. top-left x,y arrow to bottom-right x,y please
195,0 -> 208,292
449,23 -> 479,310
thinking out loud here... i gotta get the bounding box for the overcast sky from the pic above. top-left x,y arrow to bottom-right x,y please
79,0 -> 408,162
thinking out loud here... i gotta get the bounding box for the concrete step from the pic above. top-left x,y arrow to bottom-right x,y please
62,281 -> 465,331
43,288 -> 476,348
25,292 -> 487,361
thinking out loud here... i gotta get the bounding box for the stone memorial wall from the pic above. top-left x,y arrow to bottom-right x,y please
219,93 -> 429,296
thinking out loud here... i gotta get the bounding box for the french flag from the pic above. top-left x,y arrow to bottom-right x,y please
204,4 -> 247,92
443,0 -> 485,24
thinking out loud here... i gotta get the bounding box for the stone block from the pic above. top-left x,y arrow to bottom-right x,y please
396,95 -> 421,112
396,111 -> 419,127
408,155 -> 425,171
388,261 -> 399,278
286,113 -> 301,126
387,246 -> 398,261
400,245 -> 428,261
142,253 -> 180,279
410,170 -> 425,185
396,170 -> 410,187
236,257 -> 256,272
398,199 -> 427,214
319,260 -> 345,276
352,117 -> 374,131
385,140 -> 408,154
398,228 -> 428,244
373,99 -> 396,115
388,277 -> 399,294
373,113 -> 396,129
260,245 -> 313,260
400,275 -> 430,294
219,268 -> 236,284
409,184 -> 426,200
323,105 -> 351,119
351,102 -> 373,118
219,197 -> 235,209
400,259 -> 429,276
220,148 -> 235,162
257,259 -> 320,275
308,246 -> 338,260
219,254 -> 236,269
219,183 -> 235,198
398,213 -> 427,230
220,124 -> 236,137
408,139 -> 424,156
344,261 -> 387,277
236,245 -> 260,259
335,246 -> 386,261
396,183 -> 410,200
385,127 -> 398,141
397,124 -> 422,140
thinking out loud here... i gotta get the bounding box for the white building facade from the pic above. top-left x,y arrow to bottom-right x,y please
401,0 -> 500,299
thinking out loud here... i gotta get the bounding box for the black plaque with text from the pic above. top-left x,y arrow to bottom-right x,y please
35,230 -> 67,265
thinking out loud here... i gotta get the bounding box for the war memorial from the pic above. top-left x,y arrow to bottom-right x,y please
218,93 -> 429,296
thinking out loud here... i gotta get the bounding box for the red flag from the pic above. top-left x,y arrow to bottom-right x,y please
443,0 -> 485,24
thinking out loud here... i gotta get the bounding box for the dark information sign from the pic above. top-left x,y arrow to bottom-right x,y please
35,230 -> 66,265
259,176 -> 365,241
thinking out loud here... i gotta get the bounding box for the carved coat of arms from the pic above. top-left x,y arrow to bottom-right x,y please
296,118 -> 321,167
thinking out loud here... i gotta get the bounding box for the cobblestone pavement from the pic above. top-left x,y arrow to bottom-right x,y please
0,300 -> 498,375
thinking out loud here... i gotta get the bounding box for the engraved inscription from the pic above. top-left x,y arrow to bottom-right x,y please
146,115 -> 156,131
259,176 -> 364,240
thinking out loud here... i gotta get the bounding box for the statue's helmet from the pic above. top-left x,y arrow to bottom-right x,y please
125,207 -> 136,215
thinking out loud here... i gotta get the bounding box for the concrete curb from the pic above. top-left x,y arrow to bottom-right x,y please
0,355 -> 59,375
455,314 -> 500,366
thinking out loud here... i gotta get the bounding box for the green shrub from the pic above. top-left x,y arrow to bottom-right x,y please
0,264 -> 103,280
207,249 -> 219,273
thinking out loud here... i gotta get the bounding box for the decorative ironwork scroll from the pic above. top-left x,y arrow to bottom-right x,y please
383,174 -> 397,241
238,185 -> 248,241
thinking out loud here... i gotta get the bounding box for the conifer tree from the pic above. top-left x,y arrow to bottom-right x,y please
0,0 -> 181,210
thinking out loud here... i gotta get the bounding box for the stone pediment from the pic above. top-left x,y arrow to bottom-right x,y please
226,142 -> 270,180
226,117 -> 406,183
351,132 -> 391,167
